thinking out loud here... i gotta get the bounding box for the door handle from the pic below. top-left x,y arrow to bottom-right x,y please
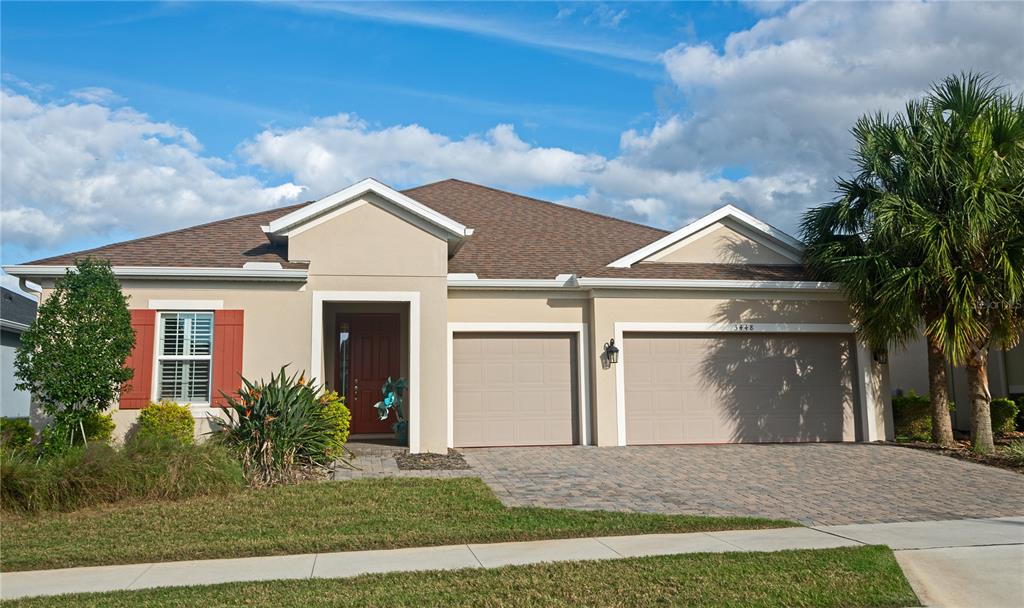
353,379 -> 359,400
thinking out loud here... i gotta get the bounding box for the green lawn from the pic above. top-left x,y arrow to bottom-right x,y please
1,477 -> 792,572
4,546 -> 919,608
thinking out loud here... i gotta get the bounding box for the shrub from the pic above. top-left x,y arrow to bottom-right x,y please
40,410 -> 115,456
1,436 -> 244,514
214,367 -> 340,486
1014,395 -> 1024,432
137,400 -> 194,445
990,398 -> 1018,435
0,418 -> 35,449
320,391 -> 351,458
1002,439 -> 1024,466
892,391 -> 933,441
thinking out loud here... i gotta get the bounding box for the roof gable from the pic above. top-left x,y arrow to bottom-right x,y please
266,178 -> 472,242
606,205 -> 803,268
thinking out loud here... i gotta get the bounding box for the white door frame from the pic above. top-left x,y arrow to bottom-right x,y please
447,322 -> 591,448
612,322 -> 874,446
312,291 -> 422,453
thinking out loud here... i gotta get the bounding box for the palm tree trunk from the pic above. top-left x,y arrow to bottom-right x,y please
966,347 -> 995,453
926,336 -> 956,448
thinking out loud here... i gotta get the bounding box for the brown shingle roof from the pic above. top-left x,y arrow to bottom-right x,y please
25,204 -> 310,269
404,179 -> 668,279
22,179 -> 809,281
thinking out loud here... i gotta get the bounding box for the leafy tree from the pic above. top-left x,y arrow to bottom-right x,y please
802,73 -> 1024,453
14,258 -> 135,448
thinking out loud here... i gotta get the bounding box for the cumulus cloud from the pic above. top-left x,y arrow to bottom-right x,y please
0,89 -> 304,254
240,117 -> 606,195
622,0 -> 1024,227
240,1 -> 1022,233
3,1 -> 1021,263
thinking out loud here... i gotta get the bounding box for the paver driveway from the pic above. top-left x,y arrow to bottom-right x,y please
461,444 -> 1024,525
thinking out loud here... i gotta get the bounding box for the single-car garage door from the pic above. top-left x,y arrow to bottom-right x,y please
453,333 -> 578,447
624,333 -> 858,444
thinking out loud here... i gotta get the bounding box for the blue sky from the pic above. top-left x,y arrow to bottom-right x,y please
2,1 -> 1022,278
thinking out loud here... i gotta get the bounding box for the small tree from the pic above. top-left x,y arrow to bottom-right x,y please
14,258 -> 135,447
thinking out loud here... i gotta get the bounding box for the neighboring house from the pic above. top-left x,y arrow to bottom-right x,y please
1,287 -> 37,418
3,179 -> 893,452
889,338 -> 1023,431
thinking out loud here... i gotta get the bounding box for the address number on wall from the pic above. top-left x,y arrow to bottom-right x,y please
732,323 -> 756,331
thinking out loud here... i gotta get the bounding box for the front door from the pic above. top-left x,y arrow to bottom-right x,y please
336,313 -> 401,434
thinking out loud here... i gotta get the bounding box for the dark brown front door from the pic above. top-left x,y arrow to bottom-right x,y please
337,313 -> 401,434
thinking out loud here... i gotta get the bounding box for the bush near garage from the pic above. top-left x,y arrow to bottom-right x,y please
892,391 -> 935,441
989,397 -> 1018,435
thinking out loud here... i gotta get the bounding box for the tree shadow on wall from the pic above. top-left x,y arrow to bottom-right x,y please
696,299 -> 859,443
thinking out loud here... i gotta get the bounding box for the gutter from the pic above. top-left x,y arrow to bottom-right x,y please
3,265 -> 309,282
0,319 -> 31,333
447,274 -> 841,292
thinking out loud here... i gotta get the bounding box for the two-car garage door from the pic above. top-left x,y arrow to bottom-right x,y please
623,333 -> 858,444
453,333 -> 578,447
451,331 -> 858,447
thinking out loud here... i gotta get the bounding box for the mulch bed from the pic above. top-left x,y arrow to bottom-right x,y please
889,435 -> 1023,474
396,449 -> 471,470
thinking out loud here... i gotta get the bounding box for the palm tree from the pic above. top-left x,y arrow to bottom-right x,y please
802,73 -> 1024,453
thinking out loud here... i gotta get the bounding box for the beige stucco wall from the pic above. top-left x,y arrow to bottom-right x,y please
644,223 -> 795,265
448,291 -> 587,324
31,198 -> 453,452
288,194 -> 449,278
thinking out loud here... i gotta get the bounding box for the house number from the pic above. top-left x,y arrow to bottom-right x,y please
732,323 -> 755,331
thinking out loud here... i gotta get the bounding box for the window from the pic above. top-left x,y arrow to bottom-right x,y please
156,312 -> 213,404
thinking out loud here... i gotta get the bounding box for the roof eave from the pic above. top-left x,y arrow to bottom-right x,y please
2,265 -> 309,282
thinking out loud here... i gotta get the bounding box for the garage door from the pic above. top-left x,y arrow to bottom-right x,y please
624,333 -> 857,444
453,333 -> 577,447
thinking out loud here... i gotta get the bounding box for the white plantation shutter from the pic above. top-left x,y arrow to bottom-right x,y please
156,312 -> 214,403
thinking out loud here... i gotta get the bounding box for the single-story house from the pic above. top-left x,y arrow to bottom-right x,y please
4,178 -> 896,452
1,287 -> 37,418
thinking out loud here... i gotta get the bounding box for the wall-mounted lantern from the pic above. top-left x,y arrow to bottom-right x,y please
872,349 -> 889,364
604,339 -> 620,364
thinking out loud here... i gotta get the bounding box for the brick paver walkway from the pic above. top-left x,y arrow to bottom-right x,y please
333,440 -> 475,480
462,444 -> 1024,525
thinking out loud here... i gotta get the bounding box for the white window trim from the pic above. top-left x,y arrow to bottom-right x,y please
152,311 -> 215,407
311,291 -> 422,453
610,321 -> 886,447
447,322 -> 591,448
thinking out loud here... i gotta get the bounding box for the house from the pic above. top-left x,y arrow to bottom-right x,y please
889,337 -> 1023,431
3,179 -> 894,452
1,287 -> 37,418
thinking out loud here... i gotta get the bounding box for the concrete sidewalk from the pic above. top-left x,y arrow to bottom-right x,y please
2,517 -> 1022,602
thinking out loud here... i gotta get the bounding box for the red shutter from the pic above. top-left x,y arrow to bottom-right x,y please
120,309 -> 156,409
211,310 -> 245,407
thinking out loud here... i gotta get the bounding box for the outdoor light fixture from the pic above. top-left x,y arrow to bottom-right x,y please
604,339 -> 620,364
873,350 -> 889,364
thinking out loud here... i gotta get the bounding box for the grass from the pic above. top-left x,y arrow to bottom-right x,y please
3,546 -> 919,607
1,477 -> 793,572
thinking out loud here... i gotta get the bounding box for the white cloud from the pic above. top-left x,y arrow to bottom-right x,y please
3,1 -> 1021,264
625,0 -> 1024,227
0,90 -> 304,254
240,117 -> 606,195
241,2 -> 1021,234
70,86 -> 124,104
